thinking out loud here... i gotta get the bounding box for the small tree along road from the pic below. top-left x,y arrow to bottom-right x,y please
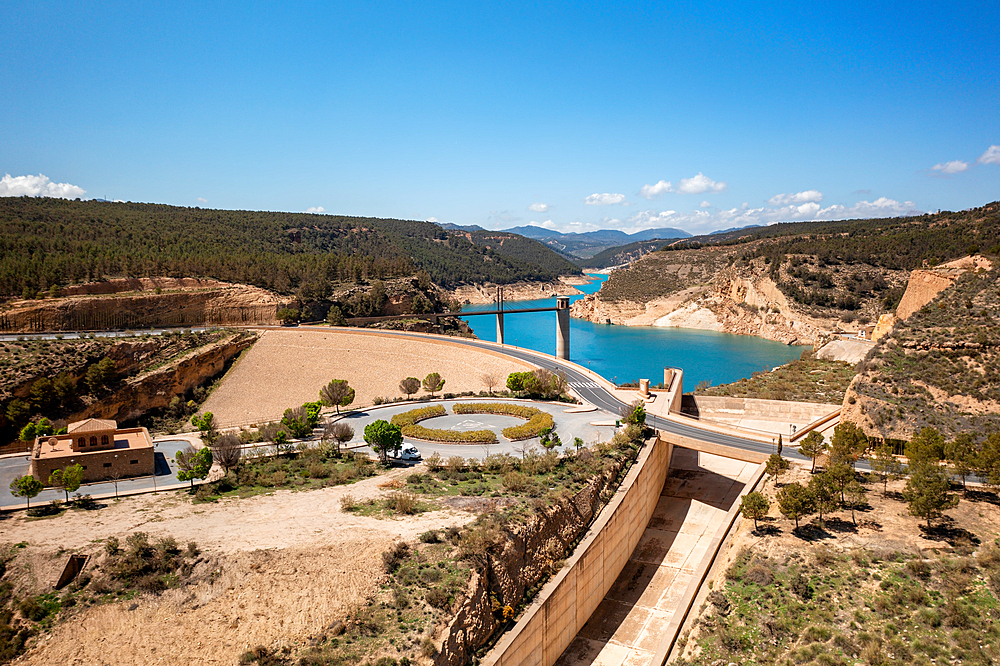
9,475 -> 43,509
48,464 -> 84,502
212,433 -> 242,474
399,377 -> 420,399
320,379 -> 356,415
176,446 -> 213,489
364,419 -> 403,464
422,373 -> 445,398
798,431 -> 827,474
777,482 -> 814,530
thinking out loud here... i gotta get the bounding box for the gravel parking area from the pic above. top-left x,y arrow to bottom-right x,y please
201,328 -> 535,427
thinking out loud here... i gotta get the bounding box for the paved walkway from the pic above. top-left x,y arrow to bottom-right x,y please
555,448 -> 757,666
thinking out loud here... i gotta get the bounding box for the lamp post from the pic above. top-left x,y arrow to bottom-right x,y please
152,443 -> 157,493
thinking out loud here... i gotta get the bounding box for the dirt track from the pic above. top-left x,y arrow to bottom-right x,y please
200,328 -> 534,427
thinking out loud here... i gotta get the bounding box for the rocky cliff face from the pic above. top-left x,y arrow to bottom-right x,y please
0,279 -> 291,332
894,255 -> 993,320
841,260 -> 1000,440
449,277 -> 587,305
433,456 -> 626,666
571,258 -> 835,345
65,331 -> 257,424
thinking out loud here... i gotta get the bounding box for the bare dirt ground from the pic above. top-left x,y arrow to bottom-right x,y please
4,465 -> 474,666
200,328 -> 534,427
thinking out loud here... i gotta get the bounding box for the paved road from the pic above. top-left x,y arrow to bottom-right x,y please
0,438 -> 199,509
290,326 -> 808,463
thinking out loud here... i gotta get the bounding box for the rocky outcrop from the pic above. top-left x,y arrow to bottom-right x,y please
894,256 -> 993,321
66,331 -> 257,424
0,279 -> 291,332
433,456 -> 626,666
571,264 -> 833,345
449,278 -> 586,305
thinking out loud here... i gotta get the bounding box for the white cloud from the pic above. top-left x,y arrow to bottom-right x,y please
584,192 -> 627,205
304,206 -> 326,214
0,173 -> 86,199
768,190 -> 823,206
931,160 -> 969,174
979,145 -> 1000,165
700,201 -> 711,208
530,219 -> 558,230
197,197 -> 208,204
426,216 -> 440,223
528,202 -> 550,213
676,172 -> 727,195
639,180 -> 673,199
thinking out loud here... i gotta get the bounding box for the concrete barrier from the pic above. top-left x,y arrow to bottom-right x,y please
659,431 -> 770,465
482,432 -> 674,666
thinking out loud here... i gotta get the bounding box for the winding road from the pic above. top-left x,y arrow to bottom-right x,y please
292,326 -> 809,463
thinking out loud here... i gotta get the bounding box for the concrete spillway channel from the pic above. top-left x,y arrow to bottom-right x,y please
554,447 -> 762,665
484,439 -> 766,666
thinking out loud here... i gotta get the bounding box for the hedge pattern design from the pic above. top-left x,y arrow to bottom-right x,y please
391,405 -> 497,444
453,403 -> 555,441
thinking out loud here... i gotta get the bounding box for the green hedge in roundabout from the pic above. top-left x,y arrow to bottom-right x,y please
390,405 -> 497,444
453,403 -> 555,441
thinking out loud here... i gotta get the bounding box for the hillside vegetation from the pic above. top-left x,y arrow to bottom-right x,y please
0,198 -> 579,300
845,263 -> 1000,439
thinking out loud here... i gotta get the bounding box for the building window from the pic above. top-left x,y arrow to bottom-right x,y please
103,462 -> 112,468
101,435 -> 109,446
90,436 -> 98,447
78,438 -> 86,448
130,459 -> 138,464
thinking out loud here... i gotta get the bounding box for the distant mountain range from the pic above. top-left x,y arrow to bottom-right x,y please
436,222 -> 691,261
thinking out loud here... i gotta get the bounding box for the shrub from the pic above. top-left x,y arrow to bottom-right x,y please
390,405 -> 447,429
453,403 -> 554,440
425,452 -> 443,472
382,541 -> 409,573
425,587 -> 451,610
404,424 -> 497,443
340,494 -> 357,511
389,492 -> 418,515
503,471 -> 527,492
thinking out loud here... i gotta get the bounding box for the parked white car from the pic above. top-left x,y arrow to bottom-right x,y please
400,444 -> 422,461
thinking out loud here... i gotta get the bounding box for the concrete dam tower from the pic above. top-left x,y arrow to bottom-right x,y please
556,296 -> 570,360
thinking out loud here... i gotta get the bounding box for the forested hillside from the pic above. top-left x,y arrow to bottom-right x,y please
676,203 -> 1000,269
0,198 -> 579,298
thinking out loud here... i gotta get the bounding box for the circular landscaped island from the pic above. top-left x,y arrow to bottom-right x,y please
390,403 -> 556,444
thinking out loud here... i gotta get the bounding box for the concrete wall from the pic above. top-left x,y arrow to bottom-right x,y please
483,432 -> 674,666
684,396 -> 838,423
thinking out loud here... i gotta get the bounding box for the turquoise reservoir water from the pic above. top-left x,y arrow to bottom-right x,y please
460,275 -> 806,392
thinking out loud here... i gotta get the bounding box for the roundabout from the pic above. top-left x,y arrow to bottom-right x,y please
333,398 -> 618,461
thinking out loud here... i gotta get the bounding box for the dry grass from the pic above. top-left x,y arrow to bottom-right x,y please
3,464 -> 475,665
23,542 -> 386,666
200,328 -> 533,427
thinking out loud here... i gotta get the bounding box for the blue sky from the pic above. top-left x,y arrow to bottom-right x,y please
1,1 -> 998,235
